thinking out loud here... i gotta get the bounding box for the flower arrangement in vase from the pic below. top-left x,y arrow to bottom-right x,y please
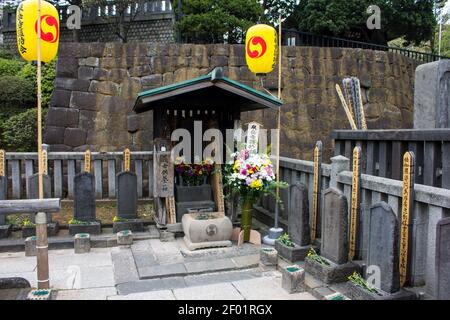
224,149 -> 288,241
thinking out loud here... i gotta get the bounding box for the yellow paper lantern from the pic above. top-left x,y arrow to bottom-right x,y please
245,24 -> 278,75
16,0 -> 60,62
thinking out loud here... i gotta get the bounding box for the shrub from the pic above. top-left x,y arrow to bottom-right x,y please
19,60 -> 56,107
0,75 -> 36,109
0,58 -> 24,76
1,108 -> 48,152
0,46 -> 16,59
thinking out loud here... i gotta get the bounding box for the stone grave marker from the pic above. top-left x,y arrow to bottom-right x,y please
367,202 -> 400,293
0,175 -> 6,226
27,173 -> 52,199
321,188 -> 349,265
74,172 -> 96,222
289,183 -> 310,246
116,171 -> 138,220
436,217 -> 450,300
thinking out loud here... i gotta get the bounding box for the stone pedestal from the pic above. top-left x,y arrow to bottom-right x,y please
305,257 -> 361,284
22,222 -> 59,238
69,221 -> 101,236
112,219 -> 144,233
117,230 -> 133,245
281,265 -> 305,293
275,240 -> 316,262
160,230 -> 176,242
182,212 -> 233,250
260,247 -> 278,266
74,233 -> 91,254
25,236 -> 37,257
347,281 -> 417,300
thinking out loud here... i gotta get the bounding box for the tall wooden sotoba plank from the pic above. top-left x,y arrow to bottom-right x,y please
25,160 -> 34,198
53,160 -> 63,198
135,159 -> 143,198
67,160 -> 76,199
11,160 -> 21,199
94,159 -> 102,199
108,159 -> 116,198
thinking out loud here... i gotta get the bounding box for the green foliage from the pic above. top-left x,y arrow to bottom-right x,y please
175,0 -> 263,43
0,58 -> 24,77
306,247 -> 330,266
0,76 -> 36,109
22,218 -> 36,228
285,0 -> 437,45
348,271 -> 379,294
261,0 -> 297,23
0,46 -> 16,59
0,108 -> 48,152
278,232 -> 295,247
18,60 -> 56,108
68,218 -> 92,225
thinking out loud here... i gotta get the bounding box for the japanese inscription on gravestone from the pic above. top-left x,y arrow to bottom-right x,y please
154,152 -> 174,198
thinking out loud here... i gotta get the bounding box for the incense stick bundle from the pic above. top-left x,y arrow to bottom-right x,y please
339,77 -> 367,130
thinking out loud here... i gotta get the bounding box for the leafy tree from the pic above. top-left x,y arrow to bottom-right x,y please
174,0 -> 263,44
261,0 -> 298,24
285,0 -> 437,46
0,75 -> 36,109
0,58 -> 24,77
18,60 -> 56,108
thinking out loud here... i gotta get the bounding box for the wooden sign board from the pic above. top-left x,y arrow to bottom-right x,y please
124,148 -> 131,172
42,149 -> 48,175
246,122 -> 261,155
84,150 -> 91,173
311,141 -> 322,242
153,152 -> 174,198
211,164 -> 225,215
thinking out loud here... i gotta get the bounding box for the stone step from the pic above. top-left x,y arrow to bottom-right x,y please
117,268 -> 266,295
137,254 -> 260,280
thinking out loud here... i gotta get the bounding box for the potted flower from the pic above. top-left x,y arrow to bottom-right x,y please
224,149 -> 288,242
174,157 -> 215,204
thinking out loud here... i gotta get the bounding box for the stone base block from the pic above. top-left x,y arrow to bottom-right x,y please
113,219 -> 144,233
346,281 -> 417,300
275,240 -> 315,262
260,247 -> 278,266
117,230 -> 133,245
74,233 -> 91,254
0,224 -> 12,239
281,265 -> 305,293
183,236 -> 232,251
25,236 -> 37,257
69,222 -> 101,236
305,257 -> 361,284
22,222 -> 59,238
182,212 -> 233,249
160,230 -> 176,242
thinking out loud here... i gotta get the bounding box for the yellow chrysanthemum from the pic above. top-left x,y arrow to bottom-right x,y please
250,179 -> 262,189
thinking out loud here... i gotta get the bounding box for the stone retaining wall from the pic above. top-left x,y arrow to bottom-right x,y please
45,42 -> 420,160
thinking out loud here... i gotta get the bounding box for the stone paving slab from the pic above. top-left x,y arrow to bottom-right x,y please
55,287 -> 117,300
231,254 -> 260,268
231,276 -> 315,300
184,258 -> 236,274
173,282 -> 245,300
108,290 -> 176,300
183,269 -> 263,288
111,247 -> 140,284
139,263 -> 188,279
117,277 -> 187,295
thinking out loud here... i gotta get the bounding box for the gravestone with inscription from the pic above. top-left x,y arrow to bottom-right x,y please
436,218 -> 450,300
275,183 -> 314,261
114,171 -> 144,233
70,172 -> 101,235
305,187 -> 360,283
347,202 -> 417,300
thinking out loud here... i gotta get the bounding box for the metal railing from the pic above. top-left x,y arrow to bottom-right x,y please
1,0 -> 173,31
282,29 -> 448,63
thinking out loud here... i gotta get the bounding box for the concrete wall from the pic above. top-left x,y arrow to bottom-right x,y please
45,42 -> 420,160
